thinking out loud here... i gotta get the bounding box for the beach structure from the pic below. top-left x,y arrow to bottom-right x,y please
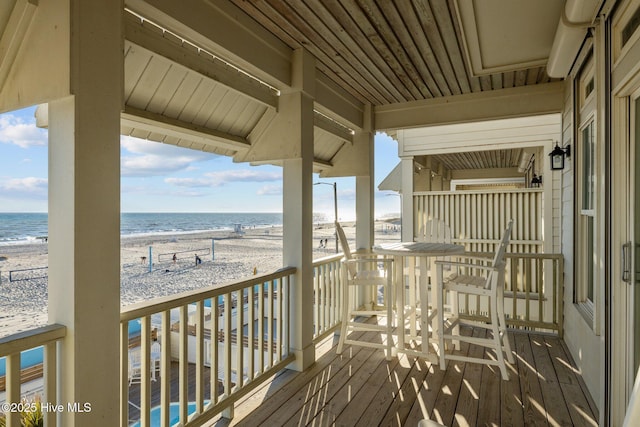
0,0 -> 636,425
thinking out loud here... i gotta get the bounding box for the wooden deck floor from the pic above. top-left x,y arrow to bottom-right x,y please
202,326 -> 599,427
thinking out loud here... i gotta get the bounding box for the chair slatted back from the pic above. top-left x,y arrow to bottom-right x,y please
491,219 -> 513,268
419,219 -> 452,243
335,222 -> 357,278
484,219 -> 513,290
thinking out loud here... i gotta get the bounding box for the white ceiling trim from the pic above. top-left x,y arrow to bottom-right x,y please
454,0 -> 563,76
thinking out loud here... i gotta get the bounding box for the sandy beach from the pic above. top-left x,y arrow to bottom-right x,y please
0,222 -> 400,338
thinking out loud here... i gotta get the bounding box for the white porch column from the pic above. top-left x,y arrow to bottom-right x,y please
401,157 -> 414,241
283,49 -> 315,371
48,1 -> 122,425
355,104 -> 375,250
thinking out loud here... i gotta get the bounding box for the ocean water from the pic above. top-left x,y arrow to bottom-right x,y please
0,212 -> 291,245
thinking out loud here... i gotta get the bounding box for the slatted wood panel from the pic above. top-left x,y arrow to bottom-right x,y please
229,1 -> 559,106
207,323 -> 598,427
414,189 -> 543,254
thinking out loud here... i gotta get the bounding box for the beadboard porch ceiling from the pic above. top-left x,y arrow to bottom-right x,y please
0,0 -> 565,174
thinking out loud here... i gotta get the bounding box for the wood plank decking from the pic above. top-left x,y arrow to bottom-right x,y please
206,327 -> 598,427
127,324 -> 598,426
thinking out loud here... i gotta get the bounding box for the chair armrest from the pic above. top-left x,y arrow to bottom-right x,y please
434,260 -> 499,271
438,254 -> 494,263
343,258 -> 393,265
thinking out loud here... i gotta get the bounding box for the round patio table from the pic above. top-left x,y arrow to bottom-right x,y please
373,241 -> 465,361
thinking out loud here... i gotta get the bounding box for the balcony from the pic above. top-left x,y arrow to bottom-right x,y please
0,247 -> 595,427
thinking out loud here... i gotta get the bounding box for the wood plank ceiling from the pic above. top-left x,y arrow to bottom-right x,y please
121,0 -> 563,174
434,148 -> 524,170
229,0 -> 559,106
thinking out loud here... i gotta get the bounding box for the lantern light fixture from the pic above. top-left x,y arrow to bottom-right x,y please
549,142 -> 571,170
531,174 -> 542,188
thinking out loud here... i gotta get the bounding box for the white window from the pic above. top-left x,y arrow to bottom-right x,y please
575,57 -> 597,323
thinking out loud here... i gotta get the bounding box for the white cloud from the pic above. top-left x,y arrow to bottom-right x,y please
121,136 -> 215,177
256,185 -> 282,196
165,169 -> 282,188
0,115 -> 47,148
163,177 -> 212,187
204,170 -> 282,183
0,177 -> 48,195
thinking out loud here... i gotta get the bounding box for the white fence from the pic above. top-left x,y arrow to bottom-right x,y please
414,189 -> 544,254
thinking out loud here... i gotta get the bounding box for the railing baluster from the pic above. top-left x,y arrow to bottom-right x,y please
248,287 -> 255,382
141,316 -> 151,427
222,292 -> 234,419
268,280 -> 274,368
179,305 -> 189,425
43,341 -> 57,427
277,279 -> 283,361
160,310 -> 171,427
258,283 -> 264,374
314,265 -> 319,336
120,321 -> 129,427
236,289 -> 244,389
212,300 -> 219,405
6,353 -> 21,427
537,258 -> 544,323
195,300 -> 205,415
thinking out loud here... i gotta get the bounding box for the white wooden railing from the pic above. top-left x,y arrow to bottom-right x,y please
0,324 -> 66,427
312,254 -> 344,342
451,252 -> 564,335
120,267 -> 295,427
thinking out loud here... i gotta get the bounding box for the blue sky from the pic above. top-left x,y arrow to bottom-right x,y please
0,106 -> 401,220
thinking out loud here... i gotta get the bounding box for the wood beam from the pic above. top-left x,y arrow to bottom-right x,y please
315,71 -> 364,130
0,0 -> 38,94
124,13 -> 278,109
122,106 -> 250,150
0,0 -> 70,114
375,82 -> 565,130
314,112 -> 353,143
125,0 -> 291,89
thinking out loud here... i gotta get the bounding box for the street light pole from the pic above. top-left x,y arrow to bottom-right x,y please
314,181 -> 339,253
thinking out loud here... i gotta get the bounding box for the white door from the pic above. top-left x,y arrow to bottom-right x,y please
612,93 -> 640,425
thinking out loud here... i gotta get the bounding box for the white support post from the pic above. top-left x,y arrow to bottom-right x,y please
283,48 -> 315,371
47,1 -> 122,425
401,157 -> 415,242
355,104 -> 375,251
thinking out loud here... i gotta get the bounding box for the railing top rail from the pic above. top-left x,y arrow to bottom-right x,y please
462,251 -> 564,261
0,324 -> 66,357
313,253 -> 343,265
451,238 -> 544,245
413,188 -> 543,196
121,266 -> 296,322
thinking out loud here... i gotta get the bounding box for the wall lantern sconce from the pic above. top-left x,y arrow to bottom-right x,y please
549,142 -> 571,170
531,174 -> 542,188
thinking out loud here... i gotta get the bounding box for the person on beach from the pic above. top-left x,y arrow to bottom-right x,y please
172,253 -> 177,263
195,254 -> 202,267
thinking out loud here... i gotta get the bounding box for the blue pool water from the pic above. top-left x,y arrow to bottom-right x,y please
0,347 -> 44,377
130,402 -> 208,427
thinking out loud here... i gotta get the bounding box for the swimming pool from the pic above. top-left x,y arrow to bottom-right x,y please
0,347 -> 44,377
130,401 -> 209,427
